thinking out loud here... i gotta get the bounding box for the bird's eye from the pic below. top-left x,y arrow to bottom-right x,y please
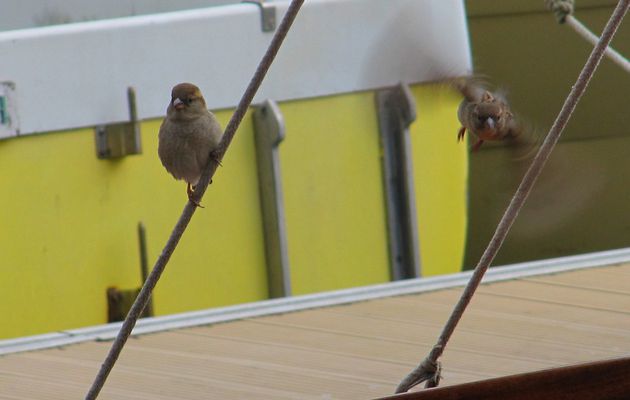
186,98 -> 193,105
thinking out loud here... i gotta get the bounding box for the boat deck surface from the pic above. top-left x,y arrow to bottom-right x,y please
1,263 -> 629,399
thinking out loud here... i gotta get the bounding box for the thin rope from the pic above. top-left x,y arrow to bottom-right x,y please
547,0 -> 630,74
566,15 -> 630,73
84,2 -> 304,399
395,0 -> 629,393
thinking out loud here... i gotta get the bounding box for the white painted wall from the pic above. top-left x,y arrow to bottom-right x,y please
0,0 -> 472,136
0,0 -> 240,31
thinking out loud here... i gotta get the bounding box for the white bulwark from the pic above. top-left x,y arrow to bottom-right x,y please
0,0 -> 471,136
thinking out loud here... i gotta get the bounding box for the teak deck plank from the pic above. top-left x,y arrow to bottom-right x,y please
0,264 -> 628,399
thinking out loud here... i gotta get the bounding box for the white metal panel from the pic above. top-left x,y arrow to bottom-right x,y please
0,0 -> 471,135
0,0 -> 240,31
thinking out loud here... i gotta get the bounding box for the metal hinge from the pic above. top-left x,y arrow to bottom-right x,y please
95,86 -> 142,159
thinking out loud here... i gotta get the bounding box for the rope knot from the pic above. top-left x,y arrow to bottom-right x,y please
421,357 -> 442,388
395,355 -> 442,393
546,0 -> 575,24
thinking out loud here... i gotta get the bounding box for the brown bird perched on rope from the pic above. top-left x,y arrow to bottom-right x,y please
158,83 -> 223,207
455,79 -> 520,152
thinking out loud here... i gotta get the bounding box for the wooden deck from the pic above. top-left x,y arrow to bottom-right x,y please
1,263 -> 629,399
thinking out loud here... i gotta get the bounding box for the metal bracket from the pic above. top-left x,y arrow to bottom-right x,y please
107,287 -> 145,323
106,221 -> 153,322
376,83 -> 422,280
95,86 -> 142,159
0,82 -> 19,139
137,222 -> 153,317
242,0 -> 276,32
253,99 -> 291,298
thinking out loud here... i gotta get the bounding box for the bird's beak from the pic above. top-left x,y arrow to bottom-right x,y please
485,117 -> 495,130
173,97 -> 185,110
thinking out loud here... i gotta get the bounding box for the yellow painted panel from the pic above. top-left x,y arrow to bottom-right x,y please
0,110 -> 268,339
0,86 -> 467,339
410,83 -> 468,276
280,86 -> 467,292
279,93 -> 391,294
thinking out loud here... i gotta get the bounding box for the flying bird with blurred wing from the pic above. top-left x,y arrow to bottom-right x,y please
454,79 -> 520,152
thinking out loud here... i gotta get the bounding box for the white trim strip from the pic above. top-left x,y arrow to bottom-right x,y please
2,247 -> 630,355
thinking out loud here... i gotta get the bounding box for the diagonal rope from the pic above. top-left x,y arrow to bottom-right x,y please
395,0 -> 629,393
547,0 -> 630,74
84,1 -> 304,399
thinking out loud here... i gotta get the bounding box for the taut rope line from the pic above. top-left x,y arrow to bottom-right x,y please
396,0 -> 629,393
547,0 -> 630,73
84,1 -> 305,399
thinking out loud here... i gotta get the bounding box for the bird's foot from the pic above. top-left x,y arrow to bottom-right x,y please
471,139 -> 484,152
457,126 -> 466,142
210,149 -> 223,167
187,183 -> 204,208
